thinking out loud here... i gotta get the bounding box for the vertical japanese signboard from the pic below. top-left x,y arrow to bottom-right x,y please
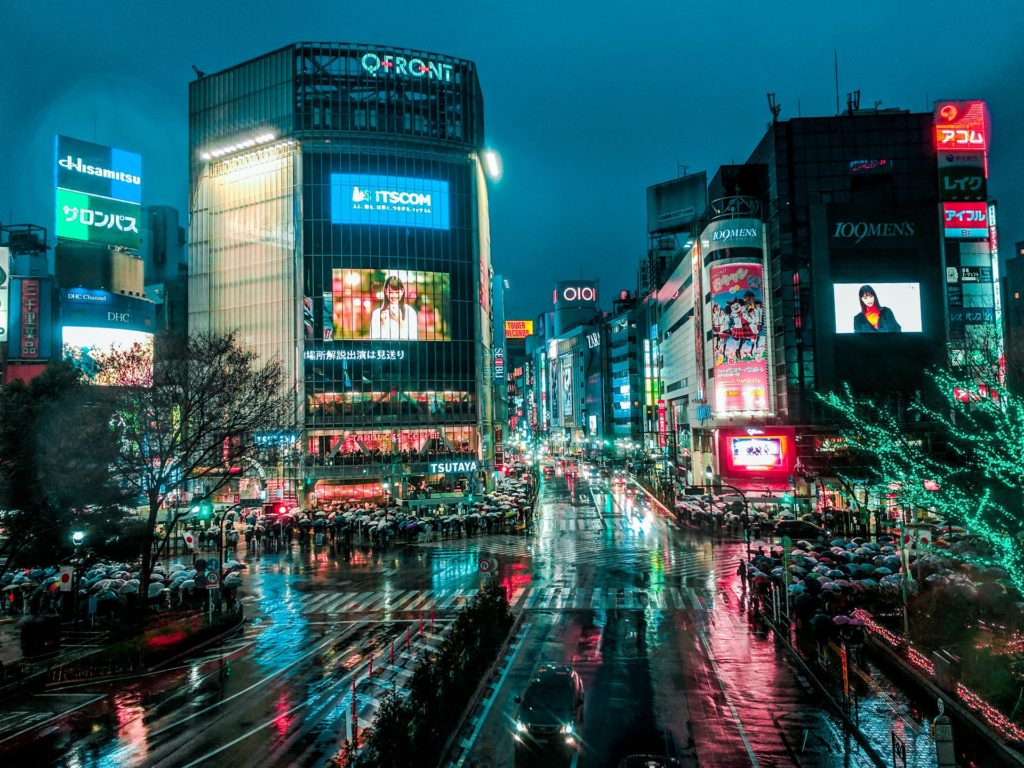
709,261 -> 769,414
0,247 -> 8,344
20,279 -> 41,359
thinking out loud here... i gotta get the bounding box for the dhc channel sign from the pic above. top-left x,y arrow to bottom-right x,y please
331,174 -> 450,230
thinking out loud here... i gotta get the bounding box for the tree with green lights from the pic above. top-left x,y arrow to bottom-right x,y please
818,325 -> 1024,594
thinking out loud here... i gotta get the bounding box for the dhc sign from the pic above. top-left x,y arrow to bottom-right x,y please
429,460 -> 478,474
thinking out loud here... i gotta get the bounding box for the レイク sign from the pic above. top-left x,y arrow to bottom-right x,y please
361,52 -> 454,82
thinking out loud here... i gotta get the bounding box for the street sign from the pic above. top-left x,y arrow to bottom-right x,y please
479,558 -> 498,573
206,571 -> 220,587
59,566 -> 73,592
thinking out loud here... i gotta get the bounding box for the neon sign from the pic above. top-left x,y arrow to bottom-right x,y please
559,286 -> 596,303
934,100 -> 989,152
943,202 -> 988,239
361,52 -> 454,82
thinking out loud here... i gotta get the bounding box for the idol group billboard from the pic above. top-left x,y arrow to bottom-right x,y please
709,261 -> 769,414
55,135 -> 142,249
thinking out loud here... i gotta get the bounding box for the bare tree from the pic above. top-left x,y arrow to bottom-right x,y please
100,332 -> 295,606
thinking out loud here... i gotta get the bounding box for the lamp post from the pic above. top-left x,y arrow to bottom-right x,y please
71,530 -> 85,627
706,467 -> 752,559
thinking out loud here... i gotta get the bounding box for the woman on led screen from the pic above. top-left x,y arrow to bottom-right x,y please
853,284 -> 901,333
370,275 -> 419,340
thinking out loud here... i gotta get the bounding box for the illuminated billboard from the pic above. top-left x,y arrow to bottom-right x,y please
942,202 -> 989,239
718,427 -> 796,478
560,354 -> 574,421
0,247 -> 8,344
56,135 -> 142,204
63,326 -> 153,386
504,320 -> 534,339
934,100 -> 989,153
56,189 -> 141,249
938,167 -> 987,202
709,261 -> 769,414
331,174 -> 450,230
833,283 -> 923,334
329,268 -> 450,341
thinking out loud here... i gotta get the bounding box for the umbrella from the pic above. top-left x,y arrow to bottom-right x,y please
119,582 -> 139,594
178,579 -> 196,590
787,583 -> 806,593
833,614 -> 851,625
874,567 -> 894,576
147,583 -> 166,598
96,589 -> 119,602
223,573 -> 243,587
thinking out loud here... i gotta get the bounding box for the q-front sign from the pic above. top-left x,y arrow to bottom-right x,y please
429,460 -> 479,475
361,52 -> 454,82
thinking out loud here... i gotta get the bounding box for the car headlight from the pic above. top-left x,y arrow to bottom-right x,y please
515,720 -> 528,733
560,723 -> 574,734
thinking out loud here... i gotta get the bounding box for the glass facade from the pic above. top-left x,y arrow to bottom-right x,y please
745,112 -> 939,422
189,44 -> 492,495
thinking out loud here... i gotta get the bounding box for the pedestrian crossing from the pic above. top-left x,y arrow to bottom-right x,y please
299,585 -> 708,616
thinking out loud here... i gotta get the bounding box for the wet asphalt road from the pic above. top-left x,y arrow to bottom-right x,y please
464,475 -> 879,768
0,472 -> 912,766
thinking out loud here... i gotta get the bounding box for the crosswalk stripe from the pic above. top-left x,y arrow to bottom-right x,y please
297,586 -> 717,615
437,590 -> 463,610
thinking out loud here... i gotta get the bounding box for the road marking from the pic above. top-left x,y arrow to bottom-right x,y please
697,628 -> 760,767
454,622 -> 532,768
147,622 -> 365,739
0,694 -> 104,746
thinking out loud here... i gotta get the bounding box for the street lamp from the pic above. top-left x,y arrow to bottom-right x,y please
71,530 -> 85,626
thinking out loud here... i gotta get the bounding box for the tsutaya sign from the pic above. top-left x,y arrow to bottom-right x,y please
428,460 -> 478,474
361,52 -> 454,82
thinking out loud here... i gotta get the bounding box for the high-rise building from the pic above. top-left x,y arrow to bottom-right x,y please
650,103 -> 1000,512
188,43 -> 494,502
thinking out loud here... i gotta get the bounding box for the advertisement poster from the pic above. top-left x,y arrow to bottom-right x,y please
560,354 -> 573,422
330,268 -> 450,342
709,261 -> 768,414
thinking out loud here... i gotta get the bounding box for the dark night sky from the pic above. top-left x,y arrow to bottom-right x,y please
3,1 -> 1023,319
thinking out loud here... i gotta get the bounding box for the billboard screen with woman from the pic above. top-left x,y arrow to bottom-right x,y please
330,268 -> 451,342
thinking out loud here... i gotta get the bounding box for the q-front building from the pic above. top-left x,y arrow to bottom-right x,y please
188,43 -> 496,502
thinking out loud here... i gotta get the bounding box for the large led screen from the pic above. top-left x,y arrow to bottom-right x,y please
709,261 -> 769,414
329,269 -> 451,342
730,437 -> 783,468
833,283 -> 923,334
331,174 -> 450,230
63,326 -> 153,386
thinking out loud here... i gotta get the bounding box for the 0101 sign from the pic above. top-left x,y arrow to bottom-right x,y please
560,286 -> 596,303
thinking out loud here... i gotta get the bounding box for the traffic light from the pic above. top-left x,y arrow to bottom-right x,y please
781,492 -> 793,505
192,501 -> 213,528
